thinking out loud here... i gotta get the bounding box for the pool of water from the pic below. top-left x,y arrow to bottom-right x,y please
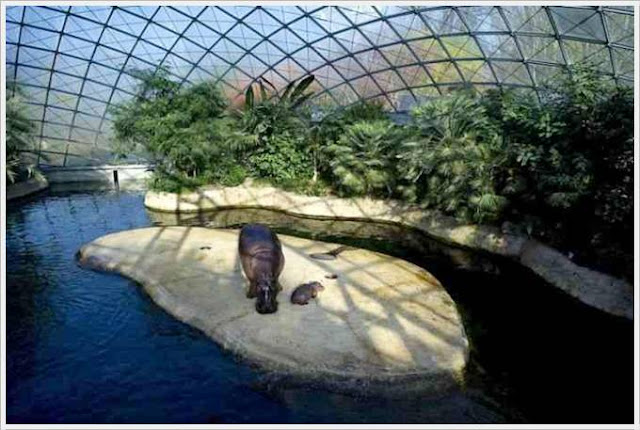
6,188 -> 633,424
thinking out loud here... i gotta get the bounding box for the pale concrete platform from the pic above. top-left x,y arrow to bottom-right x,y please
144,184 -> 633,320
78,226 -> 469,394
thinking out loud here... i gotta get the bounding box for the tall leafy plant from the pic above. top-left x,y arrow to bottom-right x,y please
326,120 -> 403,197
309,100 -> 389,182
398,93 -> 507,223
111,68 -> 245,187
483,65 -> 634,278
237,75 -> 316,184
6,83 -> 41,184
238,75 -> 315,142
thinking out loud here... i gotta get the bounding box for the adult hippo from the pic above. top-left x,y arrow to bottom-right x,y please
238,224 -> 285,314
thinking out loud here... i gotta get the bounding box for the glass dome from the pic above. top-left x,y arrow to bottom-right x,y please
4,5 -> 635,166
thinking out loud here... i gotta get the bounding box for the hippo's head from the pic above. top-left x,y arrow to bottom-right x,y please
255,279 -> 278,314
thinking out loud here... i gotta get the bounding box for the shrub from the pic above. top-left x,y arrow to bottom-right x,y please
483,65 -> 633,278
398,92 -> 507,223
246,131 -> 313,185
310,100 -> 389,183
237,75 -> 315,143
237,76 -> 316,184
325,120 -> 403,197
6,83 -> 42,184
111,68 -> 241,185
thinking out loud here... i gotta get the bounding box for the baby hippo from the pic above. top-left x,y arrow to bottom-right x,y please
290,281 -> 325,305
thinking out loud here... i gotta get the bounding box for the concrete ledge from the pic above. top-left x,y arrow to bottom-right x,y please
42,164 -> 152,184
145,184 -> 633,320
6,176 -> 49,201
78,227 -> 469,395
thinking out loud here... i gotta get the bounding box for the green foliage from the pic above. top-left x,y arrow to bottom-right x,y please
109,66 -> 632,279
236,75 -> 316,184
326,120 -> 403,197
399,93 -> 507,223
246,131 -> 313,185
308,100 -> 389,183
483,87 -> 591,217
111,68 -> 247,187
6,83 -> 40,184
238,75 -> 315,144
483,65 -> 633,277
148,162 -> 247,193
313,100 -> 388,145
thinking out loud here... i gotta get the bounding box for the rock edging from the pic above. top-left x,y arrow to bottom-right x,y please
144,184 -> 633,320
7,176 -> 49,201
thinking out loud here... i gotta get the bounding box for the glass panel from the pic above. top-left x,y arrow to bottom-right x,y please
358,20 -> 400,46
563,40 -> 612,73
492,61 -> 532,86
153,7 -> 192,34
65,14 -> 105,42
399,64 -> 434,87
426,61 -> 461,83
420,8 -> 466,35
70,128 -> 98,144
386,13 -> 431,41
378,43 -> 418,67
441,36 -> 483,58
518,36 -> 564,63
6,6 -> 24,22
370,69 -> 406,92
24,7 -> 68,32
459,7 -> 508,32
528,63 -> 563,86
612,47 -> 634,78
21,26 -> 60,51
101,27 -> 138,53
59,35 -> 96,60
605,12 -> 634,47
5,5 -> 634,166
16,64 -> 51,88
551,7 -> 605,41
407,38 -> 448,62
458,60 -> 496,83
51,72 -> 83,93
502,7 -> 553,33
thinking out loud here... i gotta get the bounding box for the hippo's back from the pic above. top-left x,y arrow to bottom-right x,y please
239,224 -> 281,256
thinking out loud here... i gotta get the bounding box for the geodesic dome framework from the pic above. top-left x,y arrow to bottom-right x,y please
4,5 -> 635,166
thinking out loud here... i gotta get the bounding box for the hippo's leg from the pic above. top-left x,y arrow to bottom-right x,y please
246,282 -> 258,298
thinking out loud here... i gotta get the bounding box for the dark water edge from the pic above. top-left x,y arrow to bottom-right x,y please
6,187 -> 633,424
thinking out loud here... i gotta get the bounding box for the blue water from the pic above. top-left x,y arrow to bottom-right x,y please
6,188 -> 633,423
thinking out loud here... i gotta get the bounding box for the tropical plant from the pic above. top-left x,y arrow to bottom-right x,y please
238,75 -> 315,142
6,83 -> 41,184
236,75 -> 317,184
111,68 -> 246,188
308,100 -> 389,182
398,92 -> 507,223
325,120 -> 403,197
483,65 -> 633,278
246,131 -> 313,185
